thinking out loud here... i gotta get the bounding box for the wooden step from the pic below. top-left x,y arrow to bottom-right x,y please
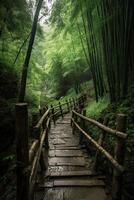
46,170 -> 98,177
41,179 -> 105,188
50,146 -> 81,150
49,150 -> 83,157
56,122 -> 70,124
49,157 -> 85,166
54,179 -> 105,187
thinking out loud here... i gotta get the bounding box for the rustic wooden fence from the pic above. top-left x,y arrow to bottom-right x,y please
71,109 -> 127,200
15,94 -> 86,200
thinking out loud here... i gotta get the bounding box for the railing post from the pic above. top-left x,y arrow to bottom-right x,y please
66,99 -> 70,112
112,114 -> 127,200
59,102 -> 63,118
69,98 -> 72,110
79,110 -> 86,144
74,97 -> 77,110
51,105 -> 55,125
71,112 -> 77,135
16,103 -> 29,200
71,111 -> 74,127
93,115 -> 109,171
73,97 -> 75,109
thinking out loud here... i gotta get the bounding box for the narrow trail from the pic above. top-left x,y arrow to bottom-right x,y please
42,113 -> 107,200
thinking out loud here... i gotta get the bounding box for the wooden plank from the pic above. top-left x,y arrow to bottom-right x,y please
53,139 -> 66,145
43,187 -> 107,200
43,181 -> 53,188
47,170 -> 94,177
50,135 -> 72,139
56,122 -> 70,124
41,179 -> 105,188
53,179 -> 105,187
53,141 -> 79,146
44,188 -> 63,199
50,146 -> 81,150
49,150 -> 83,157
47,166 -> 86,173
49,157 -> 85,166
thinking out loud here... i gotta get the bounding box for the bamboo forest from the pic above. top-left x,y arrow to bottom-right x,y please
0,0 -> 134,200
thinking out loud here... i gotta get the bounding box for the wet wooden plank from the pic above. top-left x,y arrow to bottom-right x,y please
57,119 -> 71,125
47,166 -> 86,173
52,141 -> 79,146
44,188 -> 63,199
53,179 -> 105,187
50,146 -> 81,150
49,150 -> 83,157
43,181 -> 53,188
43,187 -> 107,200
49,157 -> 85,166
42,179 -> 105,188
47,170 -> 94,177
50,135 -> 72,139
53,139 -> 66,145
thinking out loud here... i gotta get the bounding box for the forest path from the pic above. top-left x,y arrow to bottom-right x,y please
42,113 -> 107,200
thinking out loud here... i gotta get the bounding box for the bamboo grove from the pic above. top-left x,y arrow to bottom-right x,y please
67,0 -> 134,102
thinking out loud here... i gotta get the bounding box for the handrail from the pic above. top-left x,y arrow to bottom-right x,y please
71,118 -> 124,173
72,110 -> 127,139
34,108 -> 50,129
71,108 -> 127,200
51,95 -> 84,109
15,94 -> 87,200
29,140 -> 39,164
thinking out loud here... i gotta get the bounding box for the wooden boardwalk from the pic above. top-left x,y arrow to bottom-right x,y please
16,99 -> 127,200
42,114 -> 107,200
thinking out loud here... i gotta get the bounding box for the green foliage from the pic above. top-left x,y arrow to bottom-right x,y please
86,96 -> 109,118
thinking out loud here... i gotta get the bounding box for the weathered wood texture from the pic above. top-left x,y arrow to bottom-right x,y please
71,118 -> 124,173
112,114 -> 127,200
42,113 -> 107,200
73,110 -> 127,139
72,109 -> 127,200
16,103 -> 29,200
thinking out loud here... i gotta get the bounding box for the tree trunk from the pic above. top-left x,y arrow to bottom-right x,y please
18,0 -> 43,102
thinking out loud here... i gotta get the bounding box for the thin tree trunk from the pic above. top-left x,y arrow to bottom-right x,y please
18,0 -> 43,102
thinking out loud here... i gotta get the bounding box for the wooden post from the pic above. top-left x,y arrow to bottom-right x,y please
79,110 -> 86,144
93,115 -> 109,171
73,98 -> 75,108
71,111 -> 74,127
16,103 -> 29,200
74,98 -> 77,110
69,99 -> 71,110
45,123 -> 49,149
59,102 -> 63,118
112,114 -> 127,200
72,112 -> 75,135
51,105 -> 55,125
48,112 -> 51,130
66,100 -> 70,112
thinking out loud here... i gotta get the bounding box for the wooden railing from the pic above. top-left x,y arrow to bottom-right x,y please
71,109 -> 127,200
50,95 -> 86,124
15,94 -> 87,200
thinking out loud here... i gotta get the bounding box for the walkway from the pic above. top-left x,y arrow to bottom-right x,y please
42,114 -> 107,200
